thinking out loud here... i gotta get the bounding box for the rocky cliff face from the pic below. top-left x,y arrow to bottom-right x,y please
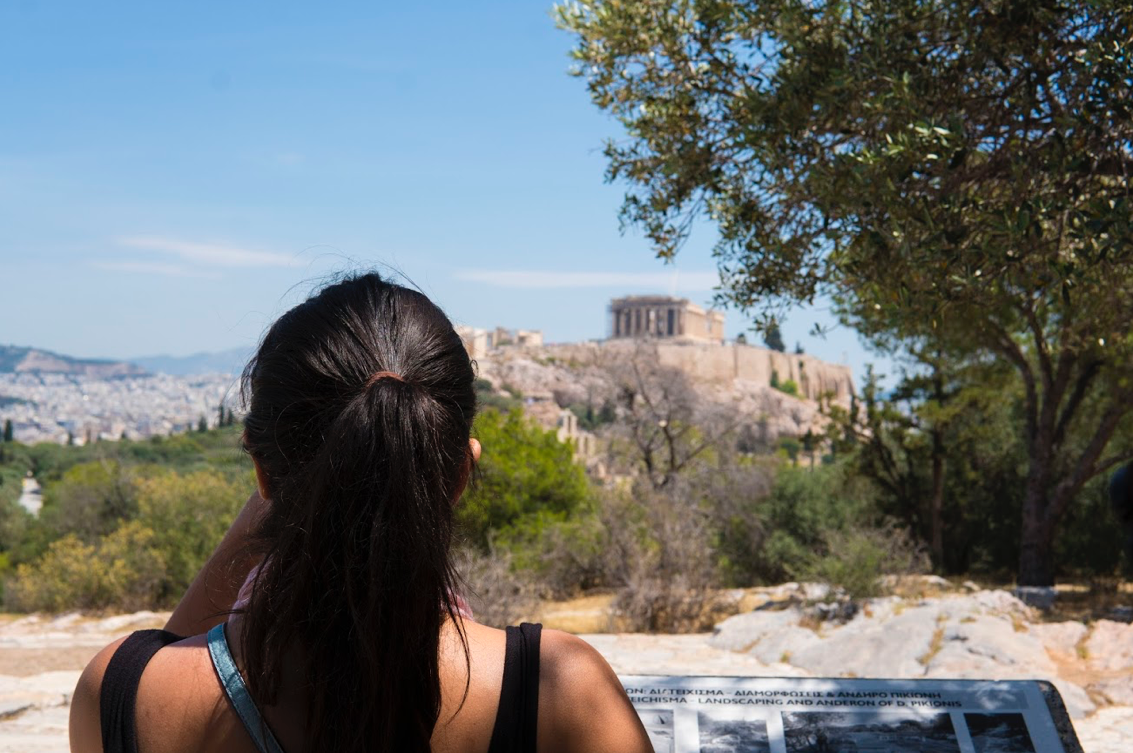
473,340 -> 854,442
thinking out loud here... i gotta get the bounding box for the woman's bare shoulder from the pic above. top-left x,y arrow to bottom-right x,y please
537,630 -> 653,753
71,636 -> 131,753
70,633 -> 241,753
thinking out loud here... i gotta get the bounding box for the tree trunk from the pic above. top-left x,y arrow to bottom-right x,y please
928,365 -> 946,571
1018,478 -> 1055,586
930,429 -> 945,571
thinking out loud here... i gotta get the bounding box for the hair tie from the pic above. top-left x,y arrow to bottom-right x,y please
365,370 -> 405,388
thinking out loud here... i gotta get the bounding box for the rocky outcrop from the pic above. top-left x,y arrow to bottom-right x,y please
483,340 -> 854,404
710,587 -> 1133,724
0,596 -> 1131,752
474,340 -> 855,444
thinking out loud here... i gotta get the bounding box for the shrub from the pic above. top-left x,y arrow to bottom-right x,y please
603,486 -> 724,633
454,545 -> 538,629
567,401 -> 616,431
802,523 -> 928,601
475,378 -> 523,413
38,460 -> 139,542
135,470 -> 248,601
459,409 -> 590,549
5,522 -> 166,612
492,507 -> 608,599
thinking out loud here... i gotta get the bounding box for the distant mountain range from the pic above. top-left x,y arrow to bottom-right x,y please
129,347 -> 253,377
0,345 -> 253,378
0,345 -> 148,378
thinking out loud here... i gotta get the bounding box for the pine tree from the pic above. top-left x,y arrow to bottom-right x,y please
198,415 -> 208,433
3,419 -> 12,442
763,320 -> 785,352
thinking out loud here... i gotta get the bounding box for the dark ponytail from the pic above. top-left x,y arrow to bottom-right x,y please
238,273 -> 476,752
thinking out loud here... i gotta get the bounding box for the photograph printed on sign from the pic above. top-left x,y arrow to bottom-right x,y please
697,709 -> 770,753
781,711 -> 961,753
965,713 -> 1037,753
639,709 -> 675,753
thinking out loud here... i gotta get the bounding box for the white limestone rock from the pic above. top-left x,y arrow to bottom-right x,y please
1090,676 -> 1133,707
746,626 -> 825,666
788,606 -> 941,678
1074,705 -> 1133,752
924,616 -> 1056,677
1030,621 -> 1089,656
710,608 -> 801,653
1086,620 -> 1133,673
0,705 -> 70,753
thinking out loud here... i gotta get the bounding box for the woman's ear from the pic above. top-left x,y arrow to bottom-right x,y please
251,456 -> 271,502
454,438 -> 481,505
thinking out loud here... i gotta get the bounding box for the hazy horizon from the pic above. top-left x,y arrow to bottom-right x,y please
0,1 -> 887,384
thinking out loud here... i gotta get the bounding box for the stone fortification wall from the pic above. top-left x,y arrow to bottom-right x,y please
535,341 -> 854,406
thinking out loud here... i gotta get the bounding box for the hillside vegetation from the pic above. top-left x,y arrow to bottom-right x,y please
1,362 -> 1127,630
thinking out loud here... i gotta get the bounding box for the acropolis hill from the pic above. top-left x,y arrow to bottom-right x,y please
458,295 -> 856,452
468,343 -> 854,462
485,339 -> 855,406
462,294 -> 853,403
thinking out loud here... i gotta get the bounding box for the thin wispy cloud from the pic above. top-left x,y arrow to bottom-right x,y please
117,236 -> 304,268
90,261 -> 218,278
455,269 -> 720,291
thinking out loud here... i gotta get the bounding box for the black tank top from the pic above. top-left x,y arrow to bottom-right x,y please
97,622 -> 543,753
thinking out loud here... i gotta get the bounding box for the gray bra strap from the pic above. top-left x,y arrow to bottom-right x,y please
207,623 -> 286,753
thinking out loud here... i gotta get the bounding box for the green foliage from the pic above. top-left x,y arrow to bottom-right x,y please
2,419 -> 12,443
134,470 -> 248,601
776,436 -> 800,464
38,460 -> 140,542
763,320 -> 785,352
474,378 -> 523,413
777,379 -> 799,397
491,506 -> 609,597
5,522 -> 166,612
4,467 -> 246,611
0,426 -> 252,611
560,0 -> 1133,585
459,408 -> 591,549
832,359 -> 1131,579
10,426 -> 247,487
568,400 -> 616,431
715,463 -> 892,587
802,524 -> 927,601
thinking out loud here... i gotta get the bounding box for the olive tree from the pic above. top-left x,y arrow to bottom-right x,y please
559,0 -> 1133,584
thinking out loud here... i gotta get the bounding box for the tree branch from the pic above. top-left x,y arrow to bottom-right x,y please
1053,359 -> 1101,448
1048,399 -> 1133,524
986,321 -> 1038,445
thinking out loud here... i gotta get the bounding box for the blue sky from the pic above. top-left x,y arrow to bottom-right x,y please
0,1 -> 885,383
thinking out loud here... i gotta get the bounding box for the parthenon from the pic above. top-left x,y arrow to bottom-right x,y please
608,295 -> 725,343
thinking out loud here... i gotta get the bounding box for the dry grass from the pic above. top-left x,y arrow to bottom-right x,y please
919,627 -> 946,666
536,593 -> 615,633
